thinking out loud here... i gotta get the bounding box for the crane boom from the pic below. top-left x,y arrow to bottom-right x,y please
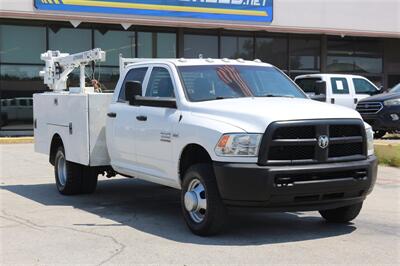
39,48 -> 106,92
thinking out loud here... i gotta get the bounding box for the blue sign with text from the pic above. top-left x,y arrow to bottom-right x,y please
34,0 -> 273,22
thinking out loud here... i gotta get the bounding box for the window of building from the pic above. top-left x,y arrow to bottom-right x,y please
137,32 -> 176,58
385,39 -> 400,88
49,27 -> 92,54
255,36 -> 288,70
94,29 -> 136,66
290,37 -> 320,71
221,36 -> 254,60
157,33 -> 176,58
118,67 -> 148,101
327,37 -> 383,74
0,65 -> 47,131
331,77 -> 349,94
145,67 -> 175,98
184,34 -> 218,58
0,25 -> 46,64
92,67 -> 120,92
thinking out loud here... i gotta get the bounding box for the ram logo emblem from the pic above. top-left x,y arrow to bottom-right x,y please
318,135 -> 329,149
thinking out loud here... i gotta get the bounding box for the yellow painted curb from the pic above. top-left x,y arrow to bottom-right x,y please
0,137 -> 35,144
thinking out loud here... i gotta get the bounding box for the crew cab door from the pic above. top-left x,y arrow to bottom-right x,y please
329,77 -> 354,109
134,66 -> 181,181
106,67 -> 149,173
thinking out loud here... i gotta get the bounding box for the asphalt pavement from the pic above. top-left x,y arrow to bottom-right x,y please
1,144 -> 399,265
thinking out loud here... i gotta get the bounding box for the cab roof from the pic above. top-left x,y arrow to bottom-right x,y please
295,73 -> 366,79
123,58 -> 274,68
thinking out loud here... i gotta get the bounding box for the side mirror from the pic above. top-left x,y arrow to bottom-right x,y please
315,81 -> 327,95
125,81 -> 142,105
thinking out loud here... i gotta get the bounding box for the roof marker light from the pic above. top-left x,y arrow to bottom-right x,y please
237,58 -> 245,63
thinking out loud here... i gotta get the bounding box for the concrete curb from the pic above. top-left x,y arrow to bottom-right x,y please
0,137 -> 35,144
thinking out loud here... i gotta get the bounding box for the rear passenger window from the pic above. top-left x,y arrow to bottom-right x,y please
118,67 -> 148,102
295,78 -> 321,94
145,67 -> 175,98
331,78 -> 349,94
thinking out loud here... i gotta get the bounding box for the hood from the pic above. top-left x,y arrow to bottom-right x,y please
190,97 -> 362,132
359,92 -> 400,102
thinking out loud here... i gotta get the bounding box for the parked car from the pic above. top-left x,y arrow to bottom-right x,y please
0,97 -> 34,126
294,74 -> 380,109
356,83 -> 400,138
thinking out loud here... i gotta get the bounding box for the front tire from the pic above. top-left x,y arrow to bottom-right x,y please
319,202 -> 363,223
374,130 -> 386,139
181,164 -> 227,236
54,146 -> 98,195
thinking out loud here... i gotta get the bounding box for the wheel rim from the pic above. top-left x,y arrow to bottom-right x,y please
57,153 -> 67,186
184,178 -> 207,223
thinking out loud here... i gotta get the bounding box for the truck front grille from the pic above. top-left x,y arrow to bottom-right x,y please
258,119 -> 367,165
356,102 -> 383,114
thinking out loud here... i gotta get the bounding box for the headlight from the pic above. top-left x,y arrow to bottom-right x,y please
384,98 -> 400,106
215,133 -> 262,157
365,124 -> 374,156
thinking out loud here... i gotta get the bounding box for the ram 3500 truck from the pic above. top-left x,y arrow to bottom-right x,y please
34,49 -> 377,236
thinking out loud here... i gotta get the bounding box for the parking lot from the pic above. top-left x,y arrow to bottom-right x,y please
1,143 -> 399,265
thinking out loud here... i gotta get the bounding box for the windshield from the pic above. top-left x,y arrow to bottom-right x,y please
390,83 -> 400,93
178,65 -> 306,102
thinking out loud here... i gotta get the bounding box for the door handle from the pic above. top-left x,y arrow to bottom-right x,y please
107,112 -> 117,118
331,98 -> 335,104
354,98 -> 358,104
136,115 -> 147,121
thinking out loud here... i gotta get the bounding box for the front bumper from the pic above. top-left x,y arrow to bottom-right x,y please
361,105 -> 400,131
213,156 -> 377,211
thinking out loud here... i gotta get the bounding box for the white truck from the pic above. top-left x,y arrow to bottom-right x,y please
294,74 -> 380,109
1,97 -> 34,126
34,49 -> 377,236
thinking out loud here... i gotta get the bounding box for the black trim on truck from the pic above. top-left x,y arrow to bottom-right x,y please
258,119 -> 367,166
213,156 -> 377,211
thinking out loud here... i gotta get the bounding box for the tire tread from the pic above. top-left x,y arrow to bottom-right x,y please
181,163 -> 227,236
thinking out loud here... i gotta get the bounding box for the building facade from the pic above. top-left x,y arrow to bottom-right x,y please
0,0 -> 399,136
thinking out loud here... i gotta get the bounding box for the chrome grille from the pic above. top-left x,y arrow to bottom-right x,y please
356,102 -> 383,114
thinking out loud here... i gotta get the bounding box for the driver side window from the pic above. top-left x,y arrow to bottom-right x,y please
353,78 -> 376,94
145,67 -> 175,98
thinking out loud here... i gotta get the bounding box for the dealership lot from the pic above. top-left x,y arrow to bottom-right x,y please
1,144 -> 399,265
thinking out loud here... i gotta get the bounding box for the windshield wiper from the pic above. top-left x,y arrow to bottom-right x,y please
259,94 -> 295,98
215,96 -> 237,100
